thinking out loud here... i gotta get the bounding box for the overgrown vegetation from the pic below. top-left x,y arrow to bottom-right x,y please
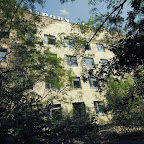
1,0 -> 144,143
105,75 -> 144,128
0,0 -> 71,143
61,0 -> 144,138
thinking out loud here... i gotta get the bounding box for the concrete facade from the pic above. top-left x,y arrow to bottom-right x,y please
0,13 -> 114,122
33,15 -> 114,121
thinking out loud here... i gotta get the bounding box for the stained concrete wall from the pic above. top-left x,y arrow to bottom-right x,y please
34,16 -> 114,122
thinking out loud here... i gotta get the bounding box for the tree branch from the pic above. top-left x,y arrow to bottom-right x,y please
0,0 -> 24,40
88,0 -> 128,43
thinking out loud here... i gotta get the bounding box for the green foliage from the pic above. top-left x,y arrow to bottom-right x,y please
0,92 -> 51,144
134,70 -> 144,97
45,114 -> 100,144
105,76 -> 144,127
60,0 -> 75,4
0,0 -> 71,143
88,0 -> 144,72
106,77 -> 133,111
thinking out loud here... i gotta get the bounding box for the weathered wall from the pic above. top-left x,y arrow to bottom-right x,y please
34,16 -> 114,122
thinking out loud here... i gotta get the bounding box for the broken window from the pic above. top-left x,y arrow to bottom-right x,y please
73,102 -> 86,116
50,104 -> 62,120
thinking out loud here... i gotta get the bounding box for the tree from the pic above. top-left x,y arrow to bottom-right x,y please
0,0 -> 71,143
105,75 -> 144,128
87,0 -> 144,71
61,0 -> 144,130
86,0 -> 144,128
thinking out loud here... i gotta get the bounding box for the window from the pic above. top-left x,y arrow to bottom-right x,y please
16,75 -> 25,88
49,54 -> 57,58
81,43 -> 91,50
50,104 -> 62,119
25,33 -> 35,41
45,53 -> 57,59
45,53 -> 57,62
73,102 -> 86,116
29,84 -> 33,90
45,77 -> 58,90
44,35 -> 56,45
64,38 -> 74,48
15,75 -> 33,89
0,49 -> 7,61
72,77 -> 81,88
94,101 -> 104,114
0,79 -> 2,88
0,30 -> 9,38
84,58 -> 94,67
96,44 -> 105,52
66,56 -> 78,66
89,78 -> 98,88
18,75 -> 25,82
45,83 -> 57,90
99,59 -> 108,66
109,46 -> 114,51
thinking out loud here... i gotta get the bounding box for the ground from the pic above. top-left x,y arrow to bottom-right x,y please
74,127 -> 144,144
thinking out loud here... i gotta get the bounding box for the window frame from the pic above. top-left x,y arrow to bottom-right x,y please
64,38 -> 74,48
94,101 -> 104,114
0,49 -> 7,62
45,53 -> 57,58
0,30 -> 9,39
66,55 -> 78,67
45,77 -> 58,90
89,78 -> 98,88
50,104 -> 62,119
73,102 -> 86,116
81,43 -> 91,50
84,57 -> 94,68
99,59 -> 108,66
44,35 -> 56,45
45,83 -> 57,90
72,77 -> 81,89
96,44 -> 105,52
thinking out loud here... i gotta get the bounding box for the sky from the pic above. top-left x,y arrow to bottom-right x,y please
34,0 -> 105,23
34,0 -> 131,24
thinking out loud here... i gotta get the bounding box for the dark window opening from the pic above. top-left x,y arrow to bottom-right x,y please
45,77 -> 59,90
81,43 -> 91,50
73,102 -> 86,116
89,78 -> 98,88
73,77 -> 81,88
44,35 -> 56,45
50,104 -> 62,120
46,83 -> 57,90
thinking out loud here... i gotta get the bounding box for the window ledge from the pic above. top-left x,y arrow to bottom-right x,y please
67,65 -> 78,67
